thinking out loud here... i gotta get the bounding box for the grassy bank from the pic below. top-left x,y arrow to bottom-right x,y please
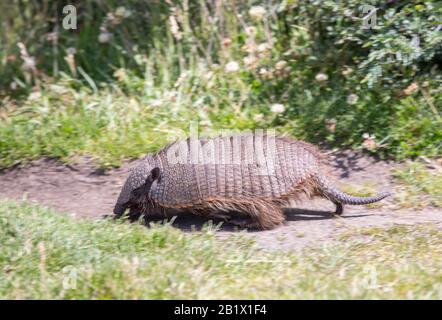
1,77 -> 441,169
1,1 -> 441,169
1,200 -> 441,299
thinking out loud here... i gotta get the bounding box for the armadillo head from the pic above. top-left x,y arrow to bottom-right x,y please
113,156 -> 160,217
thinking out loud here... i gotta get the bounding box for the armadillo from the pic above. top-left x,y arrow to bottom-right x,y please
113,133 -> 390,229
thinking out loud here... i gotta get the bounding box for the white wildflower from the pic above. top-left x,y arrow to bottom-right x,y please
222,38 -> 232,47
128,98 -> 140,112
249,6 -> 266,21
150,99 -> 162,107
257,43 -> 270,53
342,67 -> 353,77
45,32 -> 58,42
346,94 -> 359,105
49,84 -> 67,95
315,72 -> 328,82
259,68 -> 268,75
254,113 -> 264,122
225,61 -> 240,73
243,55 -> 258,69
164,90 -> 178,101
66,47 -> 77,55
115,6 -> 131,18
275,60 -> 287,70
245,26 -> 257,36
28,91 -> 42,101
242,42 -> 257,54
204,71 -> 214,81
259,68 -> 273,79
200,119 -> 212,127
362,133 -> 377,150
270,103 -> 285,113
403,83 -> 419,96
113,68 -> 128,82
343,9 -> 353,17
98,32 -> 113,43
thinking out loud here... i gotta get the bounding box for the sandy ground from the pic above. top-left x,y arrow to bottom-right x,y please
1,151 -> 441,251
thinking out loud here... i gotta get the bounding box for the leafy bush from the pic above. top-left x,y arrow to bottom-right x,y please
270,0 -> 442,158
0,0 -> 441,164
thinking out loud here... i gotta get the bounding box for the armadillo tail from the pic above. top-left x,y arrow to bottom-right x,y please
315,174 -> 391,205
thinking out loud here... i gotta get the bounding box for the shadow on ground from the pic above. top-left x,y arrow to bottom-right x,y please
330,150 -> 390,179
130,207 -> 372,233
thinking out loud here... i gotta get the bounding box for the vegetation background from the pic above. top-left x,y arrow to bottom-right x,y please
1,0 -> 441,167
0,0 -> 441,299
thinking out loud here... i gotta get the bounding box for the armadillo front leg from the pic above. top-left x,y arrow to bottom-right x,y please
128,206 -> 143,222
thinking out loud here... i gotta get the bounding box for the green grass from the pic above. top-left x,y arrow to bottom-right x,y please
1,1 -> 441,166
1,199 -> 441,299
1,80 -> 440,170
0,90 -> 183,168
0,71 -> 272,169
393,162 -> 442,208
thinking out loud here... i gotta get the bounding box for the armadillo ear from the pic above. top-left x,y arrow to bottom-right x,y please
151,167 -> 161,181
143,167 -> 161,185
135,167 -> 161,198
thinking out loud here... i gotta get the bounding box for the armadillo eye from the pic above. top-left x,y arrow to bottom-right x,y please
132,188 -> 142,198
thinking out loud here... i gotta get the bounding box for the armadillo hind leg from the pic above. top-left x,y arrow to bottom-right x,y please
233,201 -> 285,230
334,202 -> 344,215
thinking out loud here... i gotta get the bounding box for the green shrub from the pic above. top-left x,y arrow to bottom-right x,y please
0,0 -> 441,164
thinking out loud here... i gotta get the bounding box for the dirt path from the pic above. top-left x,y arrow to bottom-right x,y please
1,152 -> 441,251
